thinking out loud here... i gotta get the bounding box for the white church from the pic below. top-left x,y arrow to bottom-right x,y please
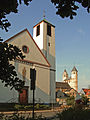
0,19 -> 56,104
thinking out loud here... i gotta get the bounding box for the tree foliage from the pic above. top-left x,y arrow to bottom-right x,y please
0,42 -> 25,91
66,96 -> 75,106
57,107 -> 90,120
81,94 -> 89,105
51,0 -> 90,19
0,0 -> 32,91
0,0 -> 32,32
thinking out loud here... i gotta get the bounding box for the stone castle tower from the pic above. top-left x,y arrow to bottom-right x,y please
63,66 -> 78,91
33,19 -> 56,103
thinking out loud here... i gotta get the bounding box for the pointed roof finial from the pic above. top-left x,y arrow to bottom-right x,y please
43,10 -> 45,19
64,69 -> 67,72
71,66 -> 78,72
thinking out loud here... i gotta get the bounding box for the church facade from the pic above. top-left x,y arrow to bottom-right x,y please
62,66 -> 78,91
0,19 -> 56,104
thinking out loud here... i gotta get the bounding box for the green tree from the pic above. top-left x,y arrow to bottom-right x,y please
57,107 -> 90,120
0,0 -> 32,32
0,42 -> 25,91
81,94 -> 89,105
0,0 -> 29,90
51,0 -> 90,19
66,96 -> 75,106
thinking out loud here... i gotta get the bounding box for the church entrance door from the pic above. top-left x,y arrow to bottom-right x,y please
19,86 -> 28,104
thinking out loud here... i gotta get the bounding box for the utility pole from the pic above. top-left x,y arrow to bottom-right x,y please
30,68 -> 36,119
32,88 -> 35,119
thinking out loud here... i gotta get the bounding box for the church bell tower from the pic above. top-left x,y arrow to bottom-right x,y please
33,19 -> 56,103
33,19 -> 55,68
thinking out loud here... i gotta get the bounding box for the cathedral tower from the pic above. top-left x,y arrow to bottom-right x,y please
71,66 -> 78,91
63,66 -> 78,91
63,69 -> 68,81
33,19 -> 56,103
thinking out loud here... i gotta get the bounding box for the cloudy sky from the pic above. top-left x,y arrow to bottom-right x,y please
0,0 -> 90,91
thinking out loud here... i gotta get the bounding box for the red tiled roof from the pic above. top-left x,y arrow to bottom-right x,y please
82,88 -> 90,95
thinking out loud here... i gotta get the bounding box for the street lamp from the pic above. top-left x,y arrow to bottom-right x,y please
30,67 -> 36,119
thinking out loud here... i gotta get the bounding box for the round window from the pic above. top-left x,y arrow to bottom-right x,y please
22,45 -> 29,53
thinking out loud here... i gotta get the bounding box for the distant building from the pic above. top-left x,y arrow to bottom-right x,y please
65,88 -> 78,97
56,82 -> 70,104
82,88 -> 90,102
56,82 -> 71,92
56,82 -> 78,97
56,90 -> 68,105
56,66 -> 78,104
63,66 -> 78,91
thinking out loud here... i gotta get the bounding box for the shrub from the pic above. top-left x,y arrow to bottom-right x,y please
57,107 -> 90,120
0,113 -> 48,120
66,96 -> 75,106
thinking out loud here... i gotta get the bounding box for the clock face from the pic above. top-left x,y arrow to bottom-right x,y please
22,45 -> 29,53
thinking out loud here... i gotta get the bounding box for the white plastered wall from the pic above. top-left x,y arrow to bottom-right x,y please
33,22 -> 44,50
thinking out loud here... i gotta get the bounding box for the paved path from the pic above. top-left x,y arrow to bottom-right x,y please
0,108 -> 62,119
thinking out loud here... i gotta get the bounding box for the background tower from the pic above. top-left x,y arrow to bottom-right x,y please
71,66 -> 78,91
63,69 -> 68,81
33,19 -> 56,103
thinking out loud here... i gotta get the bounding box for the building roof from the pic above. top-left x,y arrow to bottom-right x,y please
56,90 -> 68,98
82,88 -> 90,95
33,18 -> 55,28
71,66 -> 78,72
56,82 -> 71,89
65,88 -> 77,93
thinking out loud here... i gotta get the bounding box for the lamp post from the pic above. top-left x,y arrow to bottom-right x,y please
30,68 -> 36,119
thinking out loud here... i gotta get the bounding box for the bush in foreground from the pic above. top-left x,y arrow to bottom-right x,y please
0,113 -> 47,120
57,106 -> 90,120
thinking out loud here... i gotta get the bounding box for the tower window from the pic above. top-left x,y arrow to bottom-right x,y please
36,25 -> 40,36
47,24 -> 51,36
48,42 -> 50,46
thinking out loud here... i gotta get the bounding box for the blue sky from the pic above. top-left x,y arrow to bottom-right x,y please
0,0 -> 90,91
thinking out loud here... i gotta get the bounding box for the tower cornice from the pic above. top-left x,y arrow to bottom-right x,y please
33,19 -> 55,28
